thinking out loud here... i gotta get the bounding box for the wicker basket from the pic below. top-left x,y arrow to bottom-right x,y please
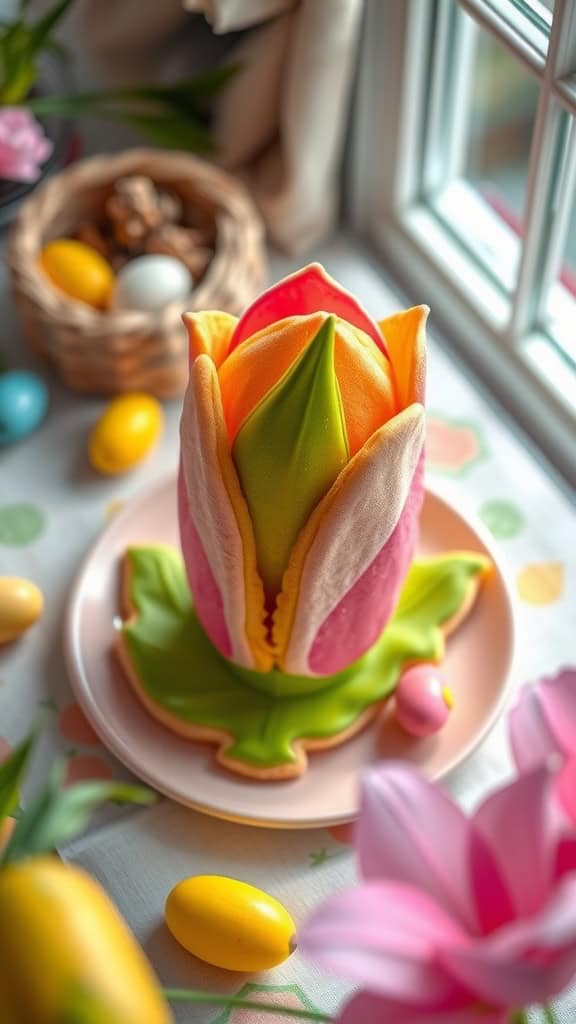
7,149 -> 267,397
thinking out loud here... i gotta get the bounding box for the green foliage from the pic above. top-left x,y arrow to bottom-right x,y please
0,0 -> 74,103
0,732 -> 155,868
0,0 -> 237,153
0,728 -> 37,823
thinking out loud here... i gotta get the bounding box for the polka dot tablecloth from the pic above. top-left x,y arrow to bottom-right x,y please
1,239 -> 575,1022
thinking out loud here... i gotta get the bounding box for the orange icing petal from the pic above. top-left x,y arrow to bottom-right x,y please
335,322 -> 397,456
379,306 -> 429,408
219,314 -> 397,450
182,311 -> 239,368
219,313 -> 326,441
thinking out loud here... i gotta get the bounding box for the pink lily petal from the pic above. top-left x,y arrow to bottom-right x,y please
228,263 -> 388,356
509,675 -> 574,772
555,835 -> 576,880
357,764 -> 478,932
443,875 -> 576,1008
338,992 -> 508,1024
472,764 -> 561,920
466,823 -> 515,936
537,669 -> 576,758
298,881 -> 468,1007
557,757 -> 576,826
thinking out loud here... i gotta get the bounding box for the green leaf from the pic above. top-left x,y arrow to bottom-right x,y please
0,0 -> 74,101
120,111 -> 214,152
163,989 -> 331,1021
168,63 -> 240,102
24,64 -> 237,117
119,545 -> 489,773
26,0 -> 75,56
0,729 -> 37,823
23,96 -> 215,152
44,34 -> 70,62
1,766 -> 156,865
233,317 -> 349,600
60,985 -> 123,1024
0,22 -> 37,103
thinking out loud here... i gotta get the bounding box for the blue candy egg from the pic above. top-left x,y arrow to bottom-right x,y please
0,371 -> 48,445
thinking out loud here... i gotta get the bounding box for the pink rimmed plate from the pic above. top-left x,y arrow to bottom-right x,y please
64,476 -> 515,829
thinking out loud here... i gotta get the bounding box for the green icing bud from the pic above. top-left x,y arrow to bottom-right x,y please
233,316 -> 349,601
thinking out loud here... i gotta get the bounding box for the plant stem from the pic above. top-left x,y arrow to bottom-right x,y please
162,989 -> 332,1021
543,1007 -> 559,1024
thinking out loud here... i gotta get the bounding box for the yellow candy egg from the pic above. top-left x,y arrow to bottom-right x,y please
165,875 -> 296,972
0,577 -> 43,644
89,393 -> 163,475
40,239 -> 114,309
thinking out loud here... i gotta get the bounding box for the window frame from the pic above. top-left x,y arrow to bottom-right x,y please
348,0 -> 576,487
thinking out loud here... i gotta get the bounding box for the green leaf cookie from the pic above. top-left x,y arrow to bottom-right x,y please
119,546 -> 489,777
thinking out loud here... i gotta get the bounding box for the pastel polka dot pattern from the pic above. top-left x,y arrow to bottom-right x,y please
58,703 -> 100,746
517,563 -> 565,605
426,415 -> 484,475
327,823 -> 354,845
0,503 -> 45,546
480,499 -> 524,540
65,755 -> 113,785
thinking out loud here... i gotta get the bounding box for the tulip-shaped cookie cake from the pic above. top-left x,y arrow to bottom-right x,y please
117,265 -> 490,778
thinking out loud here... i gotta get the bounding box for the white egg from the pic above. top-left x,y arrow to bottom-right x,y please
111,255 -> 192,312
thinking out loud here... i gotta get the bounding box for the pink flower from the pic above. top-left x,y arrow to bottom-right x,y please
0,108 -> 52,183
299,762 -> 576,1023
510,667 -> 576,823
510,668 -> 576,772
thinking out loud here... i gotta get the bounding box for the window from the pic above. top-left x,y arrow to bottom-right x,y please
351,0 -> 576,485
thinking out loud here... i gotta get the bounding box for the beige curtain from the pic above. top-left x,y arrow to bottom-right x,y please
79,0 -> 364,252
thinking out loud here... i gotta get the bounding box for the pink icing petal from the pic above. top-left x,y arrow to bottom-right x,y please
298,880 -> 468,1007
443,875 -> 576,1009
178,460 -> 232,659
472,764 -> 561,921
357,764 -> 478,933
338,993 -> 508,1024
179,356 -> 257,668
228,263 -> 389,356
308,450 -> 423,675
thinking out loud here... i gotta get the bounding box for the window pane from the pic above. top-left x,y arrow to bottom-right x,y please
431,8 -> 540,293
491,0 -> 552,55
545,179 -> 576,364
510,0 -> 553,33
464,23 -> 539,228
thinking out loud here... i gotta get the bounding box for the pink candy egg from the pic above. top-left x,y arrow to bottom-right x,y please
394,664 -> 454,737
